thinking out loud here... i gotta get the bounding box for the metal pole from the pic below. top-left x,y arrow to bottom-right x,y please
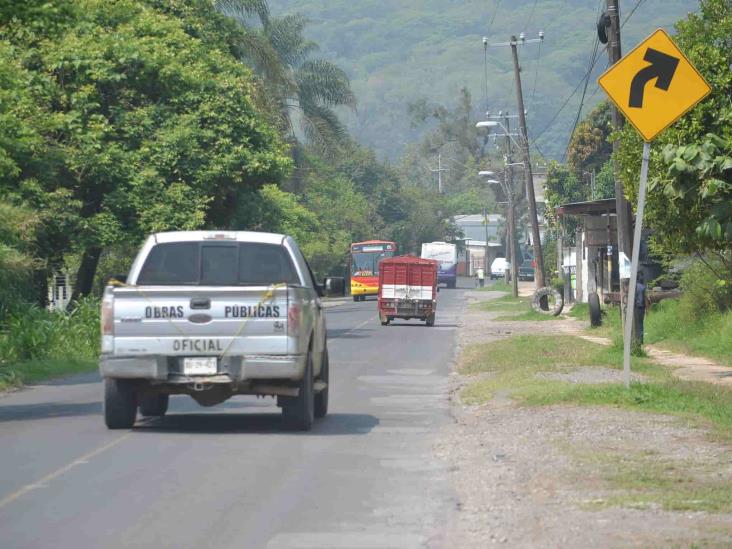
510,36 -> 545,289
623,142 -> 651,388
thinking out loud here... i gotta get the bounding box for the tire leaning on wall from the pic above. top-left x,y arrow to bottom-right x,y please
531,287 -> 564,316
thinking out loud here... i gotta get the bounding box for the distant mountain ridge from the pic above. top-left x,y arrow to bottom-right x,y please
268,0 -> 697,160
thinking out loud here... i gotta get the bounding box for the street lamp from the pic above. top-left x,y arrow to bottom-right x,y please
477,114 -> 544,289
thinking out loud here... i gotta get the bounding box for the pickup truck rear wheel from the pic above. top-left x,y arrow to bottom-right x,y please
139,393 -> 169,417
104,378 -> 138,429
314,347 -> 329,418
282,353 -> 314,431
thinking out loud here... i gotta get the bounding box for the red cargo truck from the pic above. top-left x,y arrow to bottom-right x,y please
377,256 -> 438,326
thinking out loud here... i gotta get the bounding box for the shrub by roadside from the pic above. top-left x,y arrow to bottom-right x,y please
0,298 -> 99,390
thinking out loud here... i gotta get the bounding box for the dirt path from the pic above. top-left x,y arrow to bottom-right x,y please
519,280 -> 732,386
439,289 -> 732,548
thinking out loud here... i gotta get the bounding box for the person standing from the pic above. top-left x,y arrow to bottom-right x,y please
476,267 -> 485,288
634,271 -> 648,344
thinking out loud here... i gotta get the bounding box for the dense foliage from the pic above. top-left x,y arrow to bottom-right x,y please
0,0 -> 291,302
614,0 -> 731,284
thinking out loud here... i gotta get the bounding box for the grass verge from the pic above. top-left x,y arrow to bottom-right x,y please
475,280 -> 511,293
0,358 -> 97,391
460,334 -> 732,437
571,446 -> 732,513
583,298 -> 732,367
460,333 -> 732,512
645,299 -> 732,366
470,293 -> 559,321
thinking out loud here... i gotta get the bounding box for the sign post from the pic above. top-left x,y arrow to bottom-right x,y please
598,28 -> 711,388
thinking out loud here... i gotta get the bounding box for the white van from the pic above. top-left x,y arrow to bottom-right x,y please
490,257 -> 510,279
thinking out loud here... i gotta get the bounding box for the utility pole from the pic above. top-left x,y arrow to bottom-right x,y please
482,207 -> 490,274
430,153 -> 449,193
504,113 -> 519,298
604,0 -> 636,340
605,0 -> 633,257
510,34 -> 546,288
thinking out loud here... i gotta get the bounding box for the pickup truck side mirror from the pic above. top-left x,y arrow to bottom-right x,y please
323,276 -> 345,297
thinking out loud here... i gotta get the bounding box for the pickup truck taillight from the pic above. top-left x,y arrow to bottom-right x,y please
101,287 -> 114,352
288,303 -> 301,337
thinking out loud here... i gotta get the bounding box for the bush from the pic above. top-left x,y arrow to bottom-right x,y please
0,297 -> 99,364
677,257 -> 732,321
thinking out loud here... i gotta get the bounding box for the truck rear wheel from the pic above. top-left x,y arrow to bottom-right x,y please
426,314 -> 435,327
104,378 -> 138,429
314,347 -> 329,419
139,393 -> 169,417
282,353 -> 315,431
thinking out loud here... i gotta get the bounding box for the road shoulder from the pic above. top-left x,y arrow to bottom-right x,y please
439,288 -> 732,547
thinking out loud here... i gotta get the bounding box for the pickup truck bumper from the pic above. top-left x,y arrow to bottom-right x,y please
99,354 -> 307,382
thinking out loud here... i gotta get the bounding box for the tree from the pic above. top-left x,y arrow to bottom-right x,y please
0,0 -> 290,301
567,102 -> 613,176
215,0 -> 356,152
614,0 -> 731,261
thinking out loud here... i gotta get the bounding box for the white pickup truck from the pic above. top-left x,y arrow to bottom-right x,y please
100,231 -> 329,431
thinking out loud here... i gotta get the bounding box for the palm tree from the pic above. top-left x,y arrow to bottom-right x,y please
214,0 -> 356,153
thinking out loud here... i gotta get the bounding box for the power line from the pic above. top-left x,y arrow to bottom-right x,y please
531,42 -> 607,142
563,35 -> 600,161
486,0 -> 502,35
622,0 -> 647,28
529,38 -> 542,112
559,0 -> 647,160
526,0 -> 539,29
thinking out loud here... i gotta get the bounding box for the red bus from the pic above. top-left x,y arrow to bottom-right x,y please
349,240 -> 397,301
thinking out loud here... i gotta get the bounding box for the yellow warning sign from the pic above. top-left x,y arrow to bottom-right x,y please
598,28 -> 711,142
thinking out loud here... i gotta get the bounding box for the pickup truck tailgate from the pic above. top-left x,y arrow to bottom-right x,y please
111,286 -> 291,356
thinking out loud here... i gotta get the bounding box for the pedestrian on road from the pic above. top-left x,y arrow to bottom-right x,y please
476,267 -> 485,288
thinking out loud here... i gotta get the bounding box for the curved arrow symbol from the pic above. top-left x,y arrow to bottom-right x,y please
629,48 -> 680,108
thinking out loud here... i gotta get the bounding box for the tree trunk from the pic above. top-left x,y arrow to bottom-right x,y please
68,246 -> 102,309
32,266 -> 51,309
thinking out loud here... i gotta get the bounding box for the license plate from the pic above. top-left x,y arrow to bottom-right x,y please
182,357 -> 217,376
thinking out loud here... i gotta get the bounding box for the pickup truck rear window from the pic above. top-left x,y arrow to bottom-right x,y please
137,242 -> 300,286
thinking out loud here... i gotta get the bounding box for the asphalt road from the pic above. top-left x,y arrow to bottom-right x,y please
0,283 -> 470,549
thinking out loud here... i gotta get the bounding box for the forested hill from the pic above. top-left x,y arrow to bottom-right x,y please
268,0 -> 697,160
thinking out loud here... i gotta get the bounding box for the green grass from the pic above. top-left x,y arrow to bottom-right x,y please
0,297 -> 100,391
568,303 -> 589,320
571,446 -> 732,513
645,299 -> 732,367
578,298 -> 732,366
475,280 -> 511,293
0,358 -> 97,391
460,334 -> 732,437
459,332 -> 732,511
471,294 -> 525,312
471,292 -> 560,321
460,334 -> 661,403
